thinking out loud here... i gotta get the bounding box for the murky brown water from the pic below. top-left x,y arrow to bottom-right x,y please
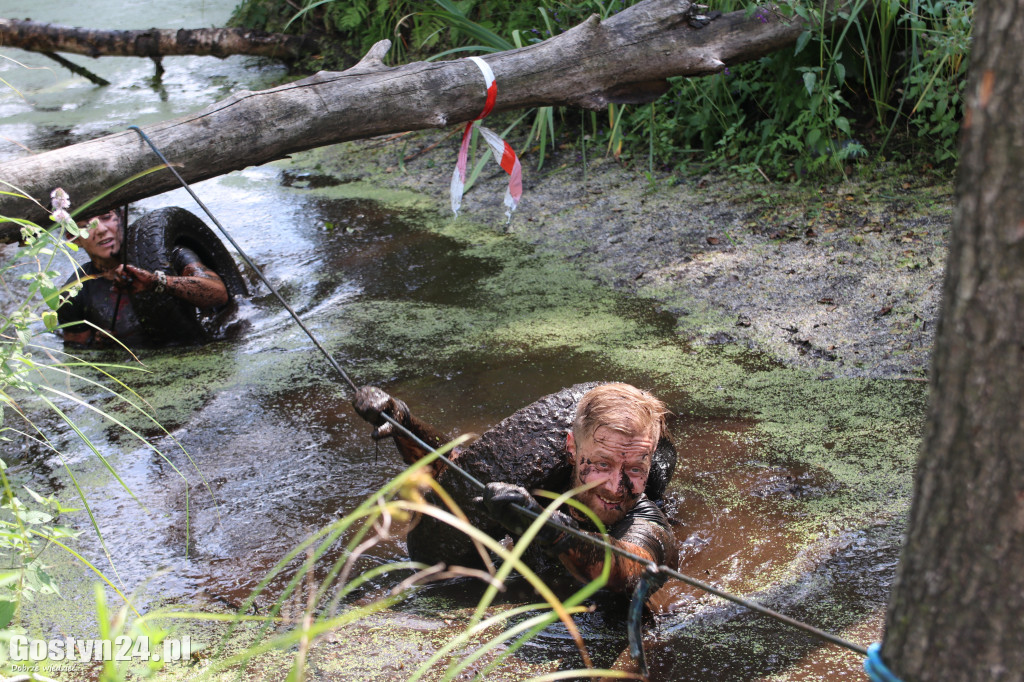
10,187 -> 887,678
1,4 -> 906,679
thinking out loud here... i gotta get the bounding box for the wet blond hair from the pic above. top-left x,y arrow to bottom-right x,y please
572,383 -> 668,445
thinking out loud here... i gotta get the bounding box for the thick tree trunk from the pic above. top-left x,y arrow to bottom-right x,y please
880,0 -> 1024,679
0,19 -> 320,61
0,0 -> 835,240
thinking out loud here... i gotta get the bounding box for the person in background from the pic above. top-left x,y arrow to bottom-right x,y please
58,209 -> 228,348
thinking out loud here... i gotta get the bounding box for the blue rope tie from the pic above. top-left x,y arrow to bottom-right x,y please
865,642 -> 904,682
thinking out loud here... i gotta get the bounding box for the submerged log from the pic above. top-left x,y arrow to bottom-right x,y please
0,0 -> 844,240
0,18 -> 320,61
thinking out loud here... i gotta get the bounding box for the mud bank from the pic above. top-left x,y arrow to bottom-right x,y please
295,127 -> 954,380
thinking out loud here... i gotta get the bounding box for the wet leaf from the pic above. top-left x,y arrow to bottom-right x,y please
19,511 -> 53,525
802,71 -> 816,96
0,600 -> 14,629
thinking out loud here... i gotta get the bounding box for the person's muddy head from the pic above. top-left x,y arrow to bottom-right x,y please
572,383 -> 667,445
566,383 -> 668,525
69,209 -> 123,269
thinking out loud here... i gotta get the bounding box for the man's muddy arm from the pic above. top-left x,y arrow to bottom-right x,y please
479,482 -> 676,592
162,262 -> 229,307
352,386 -> 450,466
555,510 -> 677,592
557,534 -> 665,593
391,412 -> 450,465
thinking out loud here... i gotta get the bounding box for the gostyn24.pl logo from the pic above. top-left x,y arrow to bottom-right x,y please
8,635 -> 192,663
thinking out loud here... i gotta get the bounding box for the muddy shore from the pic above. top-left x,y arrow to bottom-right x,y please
305,128 -> 954,380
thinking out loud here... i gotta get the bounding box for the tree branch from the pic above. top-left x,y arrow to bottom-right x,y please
0,18 -> 321,61
0,0 -> 837,240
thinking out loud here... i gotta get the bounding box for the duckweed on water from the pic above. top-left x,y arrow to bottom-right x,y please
390,196 -> 920,573
14,170 -> 928,680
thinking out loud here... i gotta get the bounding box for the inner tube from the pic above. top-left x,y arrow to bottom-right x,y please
125,207 -> 248,344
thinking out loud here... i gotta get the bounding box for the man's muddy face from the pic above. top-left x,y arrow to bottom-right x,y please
74,210 -> 122,265
567,426 -> 654,526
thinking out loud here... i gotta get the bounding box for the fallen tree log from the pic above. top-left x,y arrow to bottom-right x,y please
0,0 -> 839,241
0,18 -> 321,61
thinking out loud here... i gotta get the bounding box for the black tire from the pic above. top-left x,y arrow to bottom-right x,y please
125,207 -> 248,344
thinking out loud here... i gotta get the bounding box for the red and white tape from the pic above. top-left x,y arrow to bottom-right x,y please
450,56 -> 523,221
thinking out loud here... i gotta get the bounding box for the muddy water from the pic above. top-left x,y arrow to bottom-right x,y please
13,173 -> 908,679
2,4 -> 923,680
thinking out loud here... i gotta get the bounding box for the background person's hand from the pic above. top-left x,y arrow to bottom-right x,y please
103,264 -> 158,294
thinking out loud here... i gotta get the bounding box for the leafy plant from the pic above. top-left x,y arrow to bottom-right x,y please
0,189 -> 216,671
895,0 -> 971,162
0,481 -> 80,629
233,0 -> 973,181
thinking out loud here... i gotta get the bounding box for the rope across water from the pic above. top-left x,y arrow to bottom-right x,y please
128,125 -> 875,662
128,126 -> 359,395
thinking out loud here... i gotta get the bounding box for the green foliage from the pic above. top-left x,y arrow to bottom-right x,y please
0,190 -> 216,674
0,479 -> 80,623
231,0 -> 972,176
0,194 -> 107,649
592,0 -> 970,175
897,0 -> 972,162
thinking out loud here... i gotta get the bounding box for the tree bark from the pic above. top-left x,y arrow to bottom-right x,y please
0,0 -> 836,240
880,0 -> 1024,679
0,18 -> 320,61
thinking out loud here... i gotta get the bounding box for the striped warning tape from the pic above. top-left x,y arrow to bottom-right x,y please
450,56 -> 523,222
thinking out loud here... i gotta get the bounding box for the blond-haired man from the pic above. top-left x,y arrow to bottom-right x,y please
354,382 -> 677,591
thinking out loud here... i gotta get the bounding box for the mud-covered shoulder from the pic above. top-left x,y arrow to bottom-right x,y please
449,382 -> 676,501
